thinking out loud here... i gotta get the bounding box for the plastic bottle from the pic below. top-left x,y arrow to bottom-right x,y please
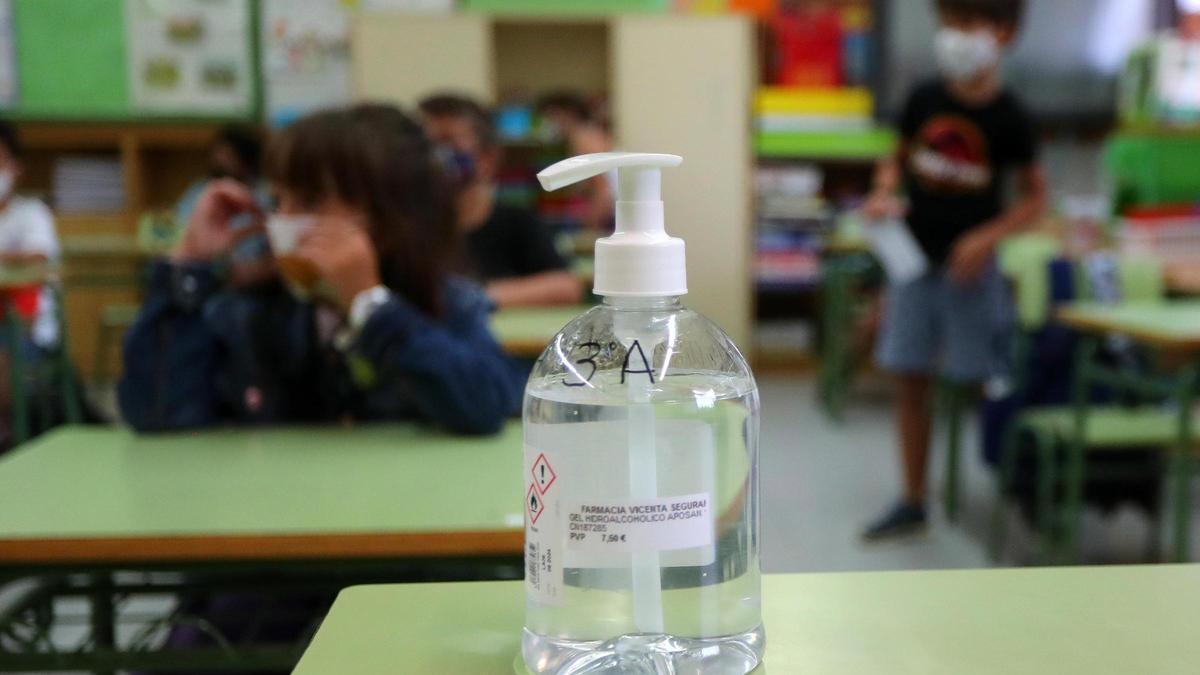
522,153 -> 764,674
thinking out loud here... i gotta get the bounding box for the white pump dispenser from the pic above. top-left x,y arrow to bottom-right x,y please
538,152 -> 686,297
523,152 -> 763,675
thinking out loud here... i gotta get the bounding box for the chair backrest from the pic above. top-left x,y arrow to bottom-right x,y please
1118,256 -> 1165,302
1002,234 -> 1166,332
1075,252 -> 1165,305
999,231 -> 1061,330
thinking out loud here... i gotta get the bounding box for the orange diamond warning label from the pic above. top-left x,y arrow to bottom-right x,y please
532,453 -> 556,494
527,484 -> 545,524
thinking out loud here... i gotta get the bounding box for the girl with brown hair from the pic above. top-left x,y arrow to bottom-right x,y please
119,104 -> 523,433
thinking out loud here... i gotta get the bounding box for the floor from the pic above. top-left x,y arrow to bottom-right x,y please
759,375 -> 990,573
756,374 -> 1197,572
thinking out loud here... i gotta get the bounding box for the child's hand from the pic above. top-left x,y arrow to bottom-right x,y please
293,215 -> 381,312
861,190 -> 905,221
947,229 -> 995,284
172,180 -> 260,262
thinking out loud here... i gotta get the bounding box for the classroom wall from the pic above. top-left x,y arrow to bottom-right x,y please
613,15 -> 754,346
351,14 -> 493,108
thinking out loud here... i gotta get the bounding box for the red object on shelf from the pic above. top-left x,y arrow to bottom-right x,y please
729,0 -> 778,16
769,6 -> 844,87
1124,203 -> 1200,221
2,286 -> 40,321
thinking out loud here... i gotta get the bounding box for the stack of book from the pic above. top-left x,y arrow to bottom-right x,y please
53,156 -> 126,214
755,164 -> 829,291
754,87 -> 894,159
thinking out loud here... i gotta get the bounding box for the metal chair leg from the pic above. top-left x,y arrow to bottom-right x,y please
1170,364 -> 1199,562
1033,428 -> 1060,564
1063,336 -> 1099,564
6,304 -> 28,445
944,383 -> 964,522
988,418 -> 1025,561
56,287 -> 82,425
94,322 -> 113,388
819,255 -> 851,422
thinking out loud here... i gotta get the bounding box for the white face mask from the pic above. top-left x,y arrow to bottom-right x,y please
264,213 -> 316,256
934,27 -> 1000,83
0,169 -> 14,201
264,213 -> 319,300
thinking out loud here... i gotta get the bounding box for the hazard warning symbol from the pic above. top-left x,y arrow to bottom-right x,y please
527,484 -> 545,524
532,453 -> 556,494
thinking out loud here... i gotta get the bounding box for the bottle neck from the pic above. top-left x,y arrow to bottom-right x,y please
602,295 -> 682,311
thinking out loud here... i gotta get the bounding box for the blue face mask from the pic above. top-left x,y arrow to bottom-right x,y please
435,145 -> 477,186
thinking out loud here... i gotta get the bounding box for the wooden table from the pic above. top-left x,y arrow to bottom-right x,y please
490,304 -> 594,358
294,565 -> 1200,675
1057,301 -> 1200,562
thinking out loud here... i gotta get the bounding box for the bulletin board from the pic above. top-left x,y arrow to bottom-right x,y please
6,0 -> 257,120
11,0 -> 130,117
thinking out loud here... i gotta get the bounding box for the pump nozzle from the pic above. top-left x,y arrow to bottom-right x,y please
537,152 -> 686,297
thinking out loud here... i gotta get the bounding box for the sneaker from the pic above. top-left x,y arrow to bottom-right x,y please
861,501 -> 928,542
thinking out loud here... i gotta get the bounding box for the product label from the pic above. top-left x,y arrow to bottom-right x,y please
524,416 -> 721,604
564,493 -> 713,554
525,449 -> 563,606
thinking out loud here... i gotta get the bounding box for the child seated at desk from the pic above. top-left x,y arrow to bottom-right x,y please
118,104 -> 524,434
419,93 -> 582,308
0,120 -> 62,446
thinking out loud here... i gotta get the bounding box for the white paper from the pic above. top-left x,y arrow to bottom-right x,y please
1156,37 -> 1200,120
261,0 -> 353,125
125,0 -> 254,114
864,218 -> 929,284
564,493 -> 713,555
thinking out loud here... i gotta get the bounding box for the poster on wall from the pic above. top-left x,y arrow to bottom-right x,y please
125,0 -> 254,114
262,0 -> 353,126
262,0 -> 451,126
0,0 -> 16,108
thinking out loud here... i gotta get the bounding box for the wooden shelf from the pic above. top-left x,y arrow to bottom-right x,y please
756,128 -> 896,161
19,122 -> 219,150
55,214 -> 130,235
12,120 -> 225,381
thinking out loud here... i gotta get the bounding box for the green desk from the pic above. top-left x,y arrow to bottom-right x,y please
1058,301 -> 1200,352
490,305 -> 593,358
294,565 -> 1200,675
0,424 -> 526,672
1057,301 -> 1200,562
0,424 -> 526,566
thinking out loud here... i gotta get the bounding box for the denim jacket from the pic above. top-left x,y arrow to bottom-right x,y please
118,261 -> 525,434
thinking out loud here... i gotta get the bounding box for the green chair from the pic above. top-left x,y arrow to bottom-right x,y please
940,232 -> 1061,522
988,253 -> 1184,563
6,284 -> 83,445
817,215 -> 875,422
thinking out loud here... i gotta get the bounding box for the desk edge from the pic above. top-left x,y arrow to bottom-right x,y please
0,529 -> 524,566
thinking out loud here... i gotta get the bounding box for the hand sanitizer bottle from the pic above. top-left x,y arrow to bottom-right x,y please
522,153 -> 763,674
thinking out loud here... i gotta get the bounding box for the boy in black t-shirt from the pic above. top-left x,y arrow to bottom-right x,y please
419,94 -> 583,308
862,0 -> 1047,541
